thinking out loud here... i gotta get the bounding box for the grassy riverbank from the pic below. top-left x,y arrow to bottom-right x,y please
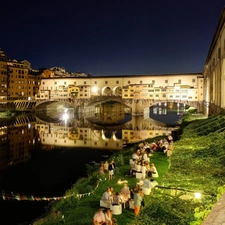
32,138 -> 169,225
33,114 -> 225,225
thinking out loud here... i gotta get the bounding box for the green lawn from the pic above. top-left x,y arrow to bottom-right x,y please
33,147 -> 170,225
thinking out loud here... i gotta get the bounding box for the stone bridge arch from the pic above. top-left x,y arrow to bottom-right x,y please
102,86 -> 112,96
113,86 -> 122,96
35,99 -> 75,109
148,100 -> 204,112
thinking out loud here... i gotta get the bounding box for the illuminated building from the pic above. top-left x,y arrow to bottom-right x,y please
0,49 -> 8,100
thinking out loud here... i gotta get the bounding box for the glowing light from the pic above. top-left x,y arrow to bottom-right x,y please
62,112 -> 69,121
194,192 -> 201,199
61,109 -> 70,122
117,179 -> 128,184
92,86 -> 99,93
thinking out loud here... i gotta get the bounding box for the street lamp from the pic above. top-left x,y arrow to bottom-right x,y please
92,86 -> 99,96
194,192 -> 201,199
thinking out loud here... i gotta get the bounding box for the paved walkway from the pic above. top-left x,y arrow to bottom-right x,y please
202,193 -> 225,225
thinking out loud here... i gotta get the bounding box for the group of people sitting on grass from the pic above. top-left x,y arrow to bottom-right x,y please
100,185 -> 130,208
135,134 -> 174,157
93,176 -> 159,224
131,177 -> 159,216
93,207 -> 114,225
93,185 -> 130,225
93,136 -> 174,224
157,135 -> 174,156
129,147 -> 158,178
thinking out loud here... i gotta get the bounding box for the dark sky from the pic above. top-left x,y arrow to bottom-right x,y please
0,0 -> 224,76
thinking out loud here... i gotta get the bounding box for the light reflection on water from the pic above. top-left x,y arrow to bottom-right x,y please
0,102 -> 183,224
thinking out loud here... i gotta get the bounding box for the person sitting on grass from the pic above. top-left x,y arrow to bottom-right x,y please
104,208 -> 113,225
132,149 -> 141,161
121,183 -> 130,208
112,192 -> 122,205
149,178 -> 159,194
93,208 -> 106,225
121,183 -> 130,199
149,163 -> 158,178
101,187 -> 112,205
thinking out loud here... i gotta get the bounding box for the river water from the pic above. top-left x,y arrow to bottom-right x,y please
0,102 -> 184,224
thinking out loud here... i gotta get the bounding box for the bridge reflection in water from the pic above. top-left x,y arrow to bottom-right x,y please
0,102 -> 182,225
35,101 -> 181,150
0,102 -> 182,172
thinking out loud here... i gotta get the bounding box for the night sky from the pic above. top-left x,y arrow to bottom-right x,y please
1,0 -> 224,76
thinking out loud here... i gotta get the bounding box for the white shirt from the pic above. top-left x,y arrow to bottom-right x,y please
132,153 -> 139,160
143,179 -> 151,189
101,191 -> 111,201
150,180 -> 158,188
93,211 -> 106,223
135,164 -> 141,172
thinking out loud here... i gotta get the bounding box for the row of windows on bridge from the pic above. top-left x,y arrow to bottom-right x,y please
43,79 -> 197,86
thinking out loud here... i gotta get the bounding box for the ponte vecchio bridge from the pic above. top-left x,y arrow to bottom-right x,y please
2,73 -> 204,113
35,73 -> 204,115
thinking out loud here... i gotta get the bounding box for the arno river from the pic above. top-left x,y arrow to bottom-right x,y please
0,102 -> 185,225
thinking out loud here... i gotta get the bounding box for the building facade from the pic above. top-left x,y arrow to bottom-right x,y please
36,73 -> 204,104
203,7 -> 225,115
0,49 -> 8,100
0,49 -> 42,102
